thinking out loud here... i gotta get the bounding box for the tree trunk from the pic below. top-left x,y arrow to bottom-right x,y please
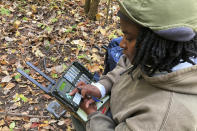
87,0 -> 100,20
105,0 -> 111,25
84,0 -> 91,14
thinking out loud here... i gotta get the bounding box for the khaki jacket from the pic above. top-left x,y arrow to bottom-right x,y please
86,55 -> 197,131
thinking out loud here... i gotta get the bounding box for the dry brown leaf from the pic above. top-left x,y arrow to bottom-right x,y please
0,83 -> 6,88
92,48 -> 98,53
0,126 -> 9,131
80,0 -> 86,6
57,120 -> 65,126
6,116 -> 22,121
87,63 -> 100,72
13,20 -> 21,29
2,70 -> 9,75
39,123 -> 49,128
66,126 -> 72,131
48,119 -> 57,124
15,31 -> 20,37
91,53 -> 101,62
5,83 -> 15,90
0,60 -> 8,65
0,55 -> 7,60
46,64 -> 67,74
42,94 -> 52,100
31,5 -> 37,13
24,123 -> 31,130
28,98 -> 38,104
100,28 -> 106,36
96,13 -> 103,21
0,120 -> 5,126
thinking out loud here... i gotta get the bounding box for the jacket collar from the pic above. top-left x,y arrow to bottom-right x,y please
142,64 -> 197,95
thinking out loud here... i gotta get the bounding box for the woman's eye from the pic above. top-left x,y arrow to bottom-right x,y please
126,37 -> 133,42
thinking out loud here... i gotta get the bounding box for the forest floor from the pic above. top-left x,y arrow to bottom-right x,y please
0,0 -> 121,130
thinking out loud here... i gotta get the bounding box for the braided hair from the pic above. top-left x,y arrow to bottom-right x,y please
131,27 -> 197,76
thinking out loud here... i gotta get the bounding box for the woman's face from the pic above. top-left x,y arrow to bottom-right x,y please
119,18 -> 140,62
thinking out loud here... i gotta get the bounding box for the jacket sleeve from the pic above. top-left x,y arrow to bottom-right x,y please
86,112 -> 132,131
98,55 -> 131,94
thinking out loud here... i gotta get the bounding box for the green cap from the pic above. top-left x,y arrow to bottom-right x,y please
118,0 -> 197,31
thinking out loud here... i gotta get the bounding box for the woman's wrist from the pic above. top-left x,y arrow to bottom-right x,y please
87,109 -> 97,115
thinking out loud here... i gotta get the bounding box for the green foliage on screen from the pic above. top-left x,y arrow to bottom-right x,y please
59,81 -> 66,91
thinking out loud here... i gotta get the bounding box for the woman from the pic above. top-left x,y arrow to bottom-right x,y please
70,0 -> 197,130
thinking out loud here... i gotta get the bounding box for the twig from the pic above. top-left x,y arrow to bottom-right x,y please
0,112 -> 51,118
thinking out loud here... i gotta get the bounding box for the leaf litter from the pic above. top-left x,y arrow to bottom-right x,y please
0,0 -> 121,130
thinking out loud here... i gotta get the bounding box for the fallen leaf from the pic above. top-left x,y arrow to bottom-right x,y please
1,75 -> 12,83
31,5 -> 37,13
0,126 -> 9,131
51,73 -> 58,78
9,102 -> 20,110
96,13 -> 103,21
5,83 -> 15,90
30,122 -> 40,128
30,118 -> 40,123
35,49 -> 45,57
32,46 -> 45,57
66,126 -> 72,131
39,123 -> 49,128
6,116 -> 22,121
64,57 -> 68,61
24,123 -> 31,130
13,20 -> 21,29
87,63 -> 100,72
15,31 -> 20,37
71,39 -> 86,50
100,28 -> 106,36
0,120 -> 5,126
9,122 -> 15,130
14,73 -> 21,82
92,48 -> 99,53
0,59 -> 8,65
49,119 -> 57,124
5,37 -> 14,42
19,94 -> 28,102
13,93 -> 20,102
2,70 -> 9,75
91,53 -> 101,62
42,94 -> 52,100
57,120 -> 65,126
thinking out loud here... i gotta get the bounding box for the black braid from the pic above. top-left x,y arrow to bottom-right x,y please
131,27 -> 197,76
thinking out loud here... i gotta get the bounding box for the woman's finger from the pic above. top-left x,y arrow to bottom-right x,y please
81,87 -> 89,98
69,88 -> 78,96
77,81 -> 86,87
86,99 -> 95,108
70,81 -> 87,96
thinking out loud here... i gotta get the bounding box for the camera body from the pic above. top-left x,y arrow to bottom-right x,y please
17,61 -> 109,122
51,62 -> 94,112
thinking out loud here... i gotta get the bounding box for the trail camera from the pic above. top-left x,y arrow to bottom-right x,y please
17,62 -> 109,122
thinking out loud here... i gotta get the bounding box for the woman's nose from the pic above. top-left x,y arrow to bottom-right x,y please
119,38 -> 126,49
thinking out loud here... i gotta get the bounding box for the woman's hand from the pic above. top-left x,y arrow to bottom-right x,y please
69,81 -> 101,99
69,81 -> 101,115
80,98 -> 97,115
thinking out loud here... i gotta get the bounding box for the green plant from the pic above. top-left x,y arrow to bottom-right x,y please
0,7 -> 10,16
